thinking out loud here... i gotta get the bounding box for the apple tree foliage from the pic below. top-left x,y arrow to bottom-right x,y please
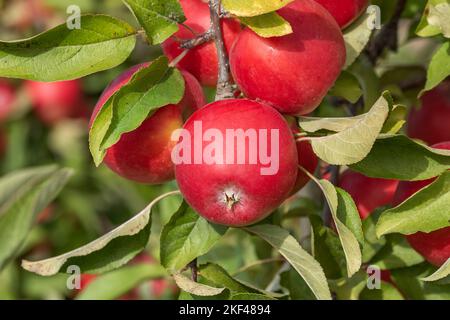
0,0 -> 449,300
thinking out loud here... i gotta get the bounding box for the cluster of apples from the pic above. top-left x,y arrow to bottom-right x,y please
91,0 -> 368,227
339,96 -> 450,269
338,80 -> 450,269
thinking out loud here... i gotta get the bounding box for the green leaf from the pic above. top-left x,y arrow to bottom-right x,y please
343,10 -> 377,68
391,263 -> 450,300
317,180 -> 362,277
348,55 -> 382,111
422,258 -> 450,282
359,281 -> 404,300
160,202 -> 227,271
76,264 -> 167,300
0,166 -> 72,270
417,0 -> 450,38
239,12 -> 293,38
198,263 -> 257,294
222,0 -> 294,17
22,191 -> 180,276
198,263 -> 282,298
376,172 -> 450,237
305,94 -> 389,165
245,224 -> 332,300
123,0 -> 185,44
423,42 -> 450,93
329,71 -> 363,103
173,272 -> 225,296
336,188 -> 364,246
0,15 -> 136,81
427,2 -> 450,38
369,234 -> 424,269
280,268 -> 316,300
362,208 -> 387,263
350,135 -> 450,181
328,271 -> 367,300
309,215 -> 346,279
298,114 -> 366,133
230,293 -> 276,300
381,105 -> 406,134
89,57 -> 185,166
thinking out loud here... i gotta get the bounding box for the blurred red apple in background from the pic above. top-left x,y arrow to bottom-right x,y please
407,81 -> 450,145
338,170 -> 399,219
0,79 -> 16,122
314,0 -> 369,29
393,141 -> 450,267
25,80 -> 89,125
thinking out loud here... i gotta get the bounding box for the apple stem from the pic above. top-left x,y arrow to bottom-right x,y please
209,0 -> 235,100
180,29 -> 215,49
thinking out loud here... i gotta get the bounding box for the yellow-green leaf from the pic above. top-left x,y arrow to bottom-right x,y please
240,12 -> 293,38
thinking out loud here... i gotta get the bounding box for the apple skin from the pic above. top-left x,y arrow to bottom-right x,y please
407,81 -> 450,146
338,170 -> 399,219
0,79 -> 15,122
313,0 -> 369,29
25,80 -> 88,125
90,63 -> 205,184
230,0 -> 346,116
392,141 -> 450,267
175,99 -> 298,226
162,0 -> 241,87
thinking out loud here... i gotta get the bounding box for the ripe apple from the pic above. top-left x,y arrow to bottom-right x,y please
393,141 -> 450,267
407,81 -> 450,146
338,170 -> 399,219
230,0 -> 346,116
25,80 -> 89,125
162,0 -> 241,87
174,99 -> 298,226
90,63 -> 205,184
0,79 -> 15,122
313,0 -> 369,29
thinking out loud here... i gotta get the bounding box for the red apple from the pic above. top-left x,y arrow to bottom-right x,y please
392,141 -> 450,267
25,80 -> 88,125
162,0 -> 241,87
174,99 -> 298,226
407,81 -> 450,146
314,0 -> 369,29
90,63 -> 205,184
230,0 -> 346,116
0,79 -> 15,122
338,170 -> 399,219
